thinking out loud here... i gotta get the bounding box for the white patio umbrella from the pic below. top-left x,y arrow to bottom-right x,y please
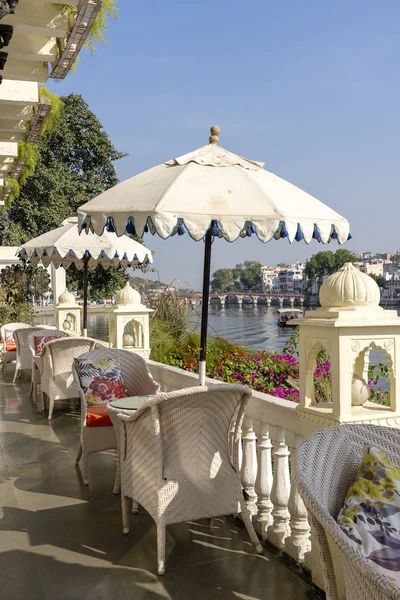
18,217 -> 153,336
77,126 -> 351,382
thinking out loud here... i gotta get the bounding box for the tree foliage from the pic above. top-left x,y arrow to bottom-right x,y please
369,273 -> 386,289
304,249 -> 357,283
66,265 -> 128,302
232,261 -> 263,290
211,262 -> 263,292
0,264 -> 50,306
211,268 -> 235,292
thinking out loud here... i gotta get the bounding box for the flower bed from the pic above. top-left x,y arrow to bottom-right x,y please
149,294 -> 389,405
162,335 -> 303,401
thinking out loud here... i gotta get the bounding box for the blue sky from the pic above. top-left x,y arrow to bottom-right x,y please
49,0 -> 400,288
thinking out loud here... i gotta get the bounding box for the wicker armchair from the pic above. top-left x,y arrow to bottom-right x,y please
40,337 -> 106,420
13,324 -> 56,382
29,328 -> 69,404
72,348 -> 160,486
1,322 -> 31,373
111,384 -> 263,575
295,425 -> 400,600
13,327 -> 67,394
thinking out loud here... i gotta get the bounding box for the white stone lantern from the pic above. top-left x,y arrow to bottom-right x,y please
109,282 -> 152,359
55,289 -> 81,336
298,262 -> 400,435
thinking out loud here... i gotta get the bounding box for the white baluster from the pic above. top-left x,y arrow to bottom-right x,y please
255,422 -> 273,538
229,419 -> 237,464
267,427 -> 291,549
240,417 -> 258,514
285,435 -> 311,563
237,425 -> 243,471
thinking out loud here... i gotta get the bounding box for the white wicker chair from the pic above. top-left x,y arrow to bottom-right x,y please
295,425 -> 400,600
1,322 -> 31,373
110,384 -> 263,575
13,324 -> 56,382
25,328 -> 69,404
40,337 -> 106,420
72,348 -> 160,487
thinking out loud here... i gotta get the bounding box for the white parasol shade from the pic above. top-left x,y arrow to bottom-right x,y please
77,133 -> 350,245
18,217 -> 153,270
77,126 -> 351,383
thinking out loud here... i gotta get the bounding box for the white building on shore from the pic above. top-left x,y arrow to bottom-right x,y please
262,262 -> 306,294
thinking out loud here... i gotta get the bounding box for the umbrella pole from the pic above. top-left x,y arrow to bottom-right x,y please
83,258 -> 88,337
199,229 -> 212,385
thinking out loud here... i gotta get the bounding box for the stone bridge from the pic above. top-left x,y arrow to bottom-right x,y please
209,293 -> 305,308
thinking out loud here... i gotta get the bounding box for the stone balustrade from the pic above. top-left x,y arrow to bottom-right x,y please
147,360 -> 313,573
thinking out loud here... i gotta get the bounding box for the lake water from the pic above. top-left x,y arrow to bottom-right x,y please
37,305 -> 400,355
36,306 -> 306,353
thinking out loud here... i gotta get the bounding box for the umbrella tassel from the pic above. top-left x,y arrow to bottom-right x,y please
295,224 -> 304,242
177,221 -> 186,236
246,223 -> 254,237
280,223 -> 289,238
106,218 -> 116,233
312,225 -> 321,240
126,220 -> 137,236
211,221 -> 221,237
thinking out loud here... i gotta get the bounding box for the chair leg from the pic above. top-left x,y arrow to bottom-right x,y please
48,398 -> 54,420
122,496 -> 131,534
113,454 -> 121,495
131,501 -> 139,514
75,442 -> 82,465
240,499 -> 263,554
82,453 -> 89,485
13,367 -> 18,383
157,523 -> 166,575
38,391 -> 45,413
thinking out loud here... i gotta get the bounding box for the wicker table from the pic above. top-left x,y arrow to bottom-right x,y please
109,395 -> 155,411
108,395 -> 157,495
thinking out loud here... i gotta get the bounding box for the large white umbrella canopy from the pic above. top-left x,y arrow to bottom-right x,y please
19,217 -> 153,335
77,126 -> 351,381
78,130 -> 350,245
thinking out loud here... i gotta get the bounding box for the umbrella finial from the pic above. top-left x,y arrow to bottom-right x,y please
209,125 -> 220,144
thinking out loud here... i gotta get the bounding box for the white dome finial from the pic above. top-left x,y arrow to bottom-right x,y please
115,282 -> 141,306
319,262 -> 380,308
58,289 -> 76,305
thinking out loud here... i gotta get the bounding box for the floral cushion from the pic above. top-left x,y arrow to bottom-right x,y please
337,446 -> 400,584
34,335 -> 62,356
4,329 -> 16,352
74,356 -> 127,406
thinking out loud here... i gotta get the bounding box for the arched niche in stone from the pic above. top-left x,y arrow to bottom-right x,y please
304,341 -> 332,408
351,340 -> 395,411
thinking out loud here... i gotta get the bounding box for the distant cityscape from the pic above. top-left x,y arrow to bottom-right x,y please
262,251 -> 400,300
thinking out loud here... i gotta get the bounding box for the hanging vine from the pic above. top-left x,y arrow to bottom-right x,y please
1,89 -> 64,209
65,0 -> 119,55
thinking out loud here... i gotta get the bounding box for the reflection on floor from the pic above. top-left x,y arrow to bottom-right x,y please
0,370 -> 313,600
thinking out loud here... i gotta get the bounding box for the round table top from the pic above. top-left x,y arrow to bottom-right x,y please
109,395 -> 156,410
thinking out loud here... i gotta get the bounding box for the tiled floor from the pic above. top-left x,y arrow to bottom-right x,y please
0,369 -> 313,600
